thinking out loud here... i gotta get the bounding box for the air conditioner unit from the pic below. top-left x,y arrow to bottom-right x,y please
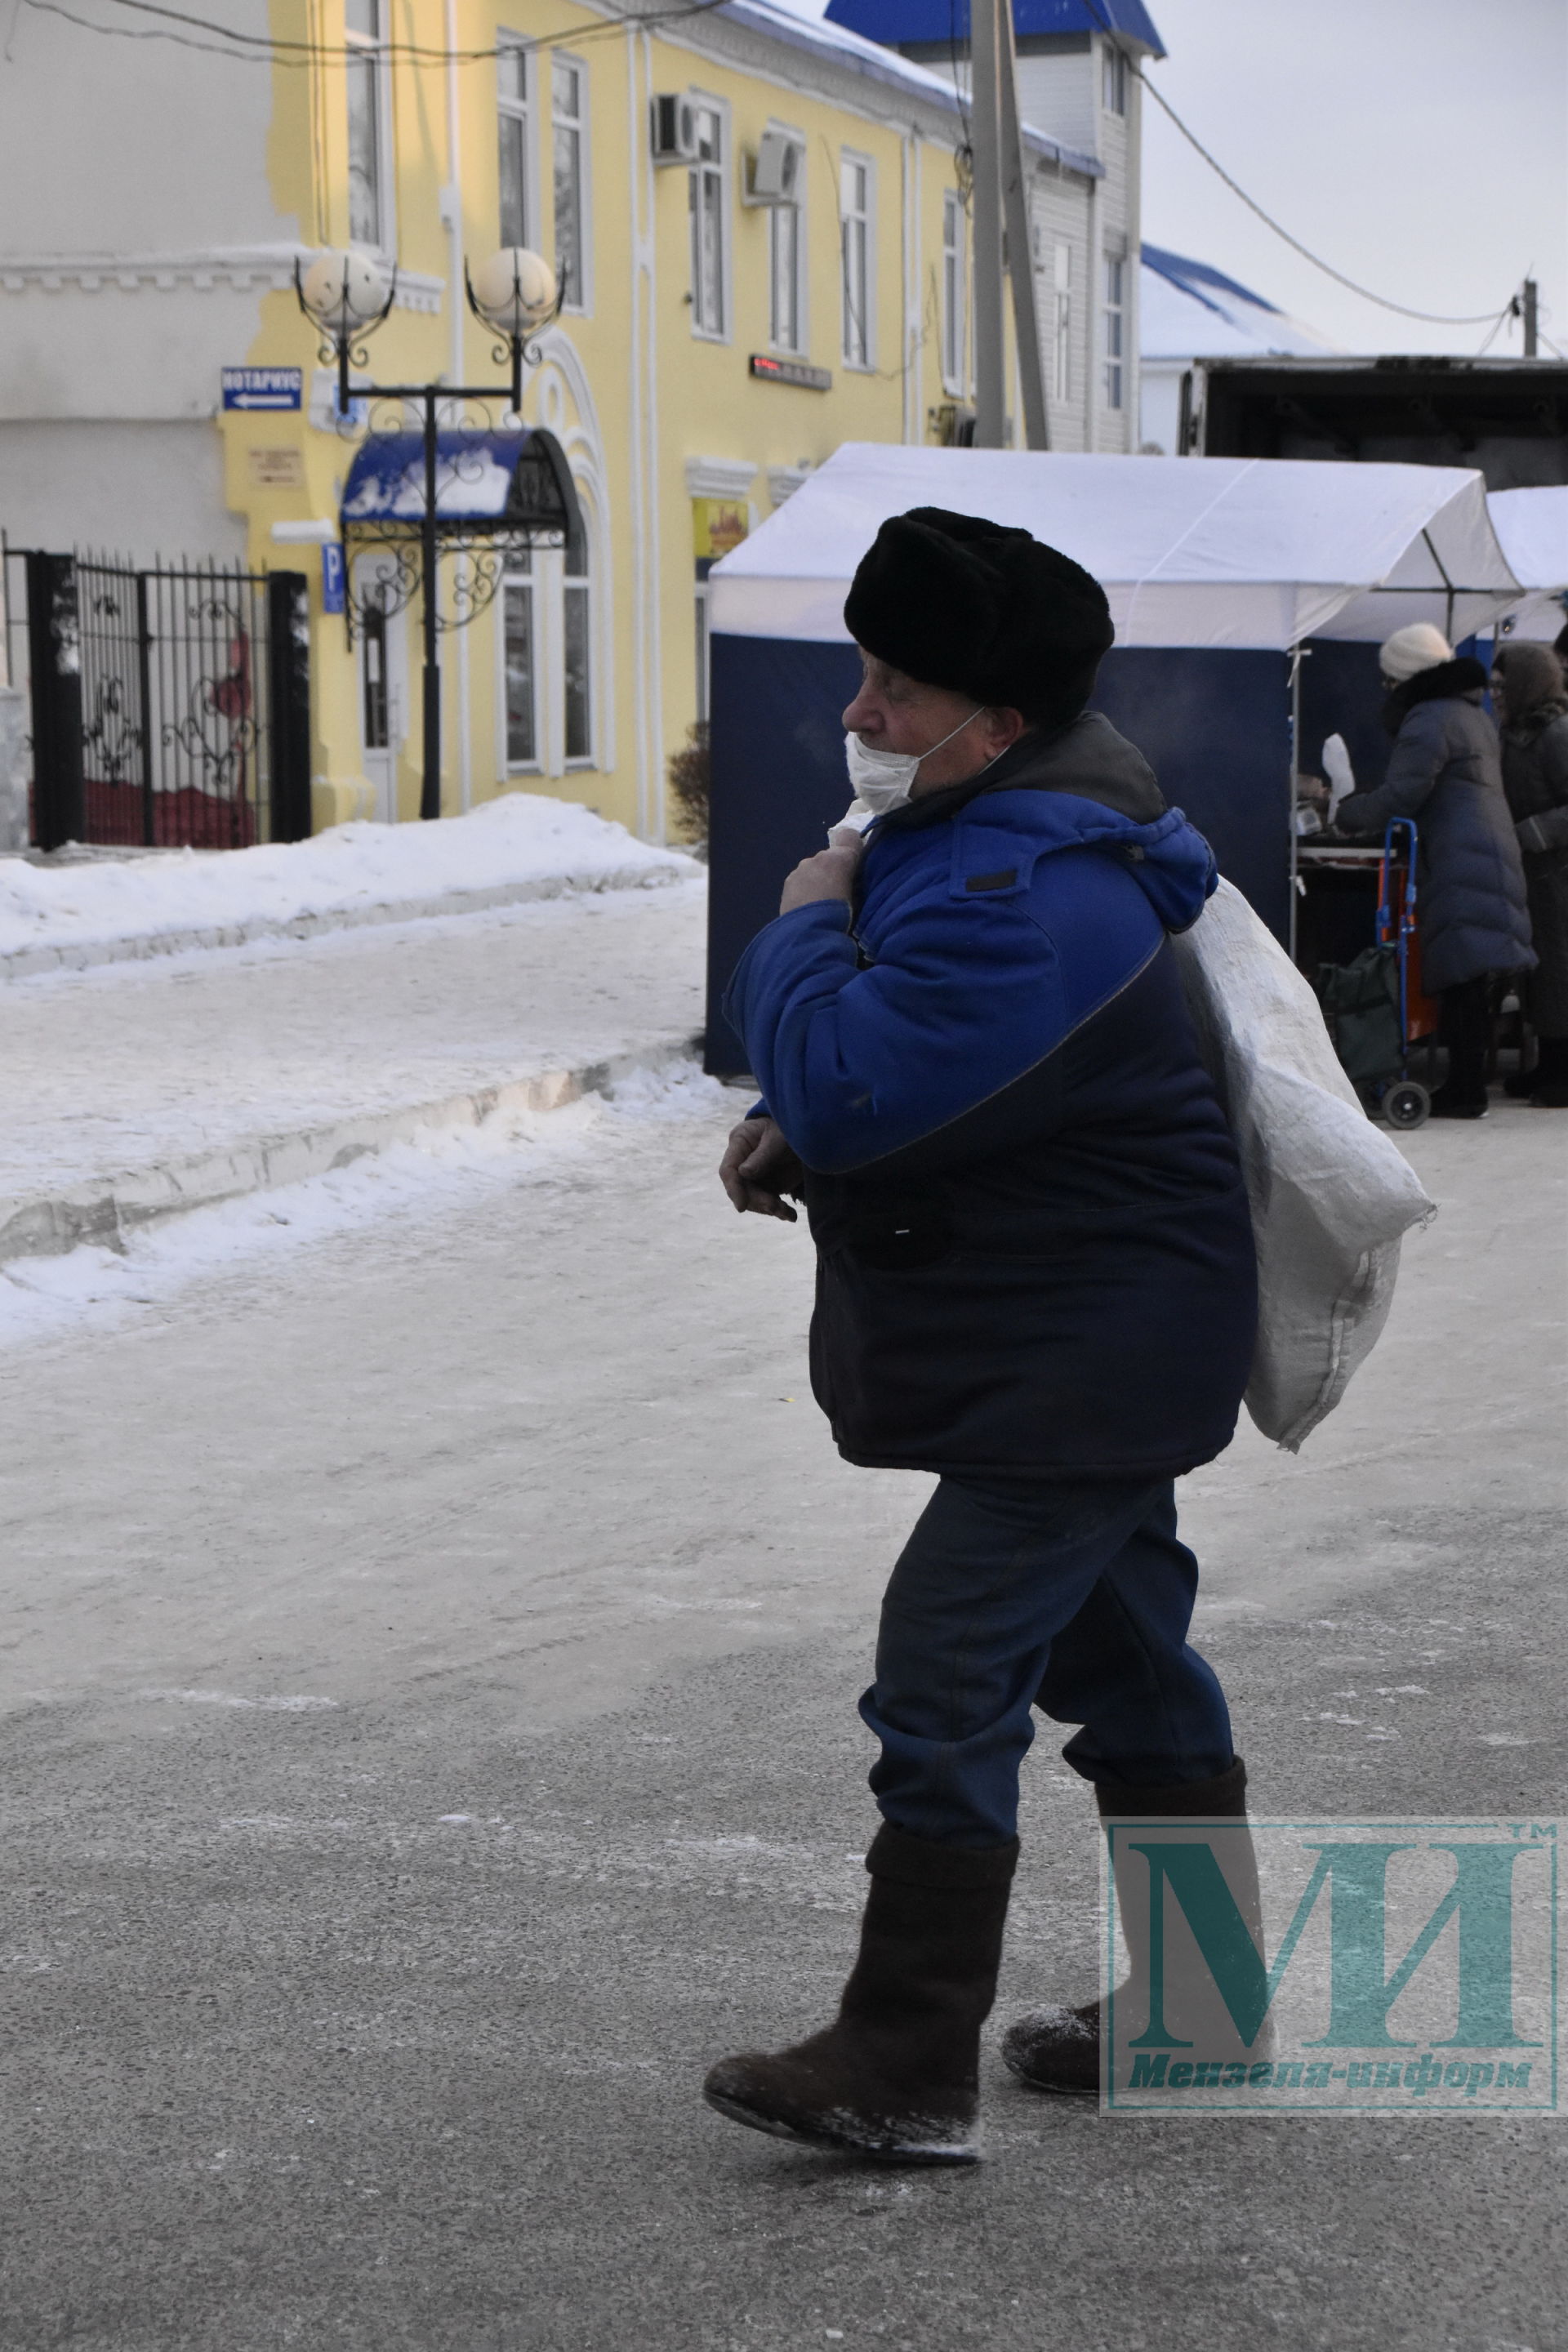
650,94 -> 700,166
744,130 -> 804,207
929,402 -> 977,448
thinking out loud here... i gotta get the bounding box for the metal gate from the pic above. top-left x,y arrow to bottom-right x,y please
4,549 -> 310,853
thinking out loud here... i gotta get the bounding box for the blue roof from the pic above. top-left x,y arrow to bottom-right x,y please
1142,243 -> 1281,318
822,0 -> 1165,56
717,0 -> 1103,177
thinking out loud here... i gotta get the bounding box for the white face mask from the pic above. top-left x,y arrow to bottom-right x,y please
843,706 -> 983,814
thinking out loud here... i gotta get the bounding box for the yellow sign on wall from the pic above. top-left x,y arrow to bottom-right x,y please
693,497 -> 750,562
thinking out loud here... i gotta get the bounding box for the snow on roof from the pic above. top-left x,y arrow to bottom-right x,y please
712,0 -> 1102,172
1141,243 -> 1341,364
822,0 -> 1165,56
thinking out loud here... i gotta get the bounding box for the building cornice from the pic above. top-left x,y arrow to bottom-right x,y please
654,2 -> 1099,177
686,456 -> 759,499
0,247 -> 445,314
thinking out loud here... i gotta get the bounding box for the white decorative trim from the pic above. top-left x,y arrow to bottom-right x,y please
0,247 -> 444,313
686,455 -> 758,500
766,465 -> 811,506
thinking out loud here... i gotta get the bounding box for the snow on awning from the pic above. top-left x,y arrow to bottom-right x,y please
1488,487 -> 1568,643
708,444 -> 1521,652
340,425 -> 580,542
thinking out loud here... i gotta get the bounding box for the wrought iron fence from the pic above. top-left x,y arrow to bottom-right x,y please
2,546 -> 310,852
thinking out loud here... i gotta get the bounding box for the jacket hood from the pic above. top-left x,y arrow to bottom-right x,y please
869,711 -> 1210,933
1383,656 -> 1489,736
876,710 -> 1165,831
962,786 -> 1219,934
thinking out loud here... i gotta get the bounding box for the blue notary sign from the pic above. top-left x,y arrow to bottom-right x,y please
221,367 -> 303,412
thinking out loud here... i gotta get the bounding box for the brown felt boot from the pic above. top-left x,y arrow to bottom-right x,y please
1002,1758 -> 1253,2097
703,1822 -> 1018,2163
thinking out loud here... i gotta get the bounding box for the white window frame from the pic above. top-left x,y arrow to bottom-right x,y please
941,188 -> 966,394
500,557 -> 541,776
496,509 -> 600,777
1102,41 -> 1129,117
1102,247 -> 1126,412
345,0 -> 395,256
562,510 -> 595,768
840,149 -> 875,372
496,32 -> 532,252
688,96 -> 731,343
765,127 -> 807,355
550,51 -> 592,316
1052,241 -> 1072,405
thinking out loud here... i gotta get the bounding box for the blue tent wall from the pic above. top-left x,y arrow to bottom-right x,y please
1299,639 -> 1386,800
706,635 -> 1292,1075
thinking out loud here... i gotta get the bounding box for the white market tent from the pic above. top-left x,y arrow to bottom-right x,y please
710,444 -> 1521,652
1488,486 -> 1568,641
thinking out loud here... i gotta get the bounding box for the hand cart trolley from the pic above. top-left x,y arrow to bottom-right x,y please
1315,817 -> 1433,1129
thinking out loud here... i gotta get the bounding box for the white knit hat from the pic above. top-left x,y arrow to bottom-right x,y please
1379,622 -> 1453,684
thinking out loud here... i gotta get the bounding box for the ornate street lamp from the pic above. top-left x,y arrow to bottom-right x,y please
295,246 -> 564,822
294,249 -> 397,416
466,247 -> 561,412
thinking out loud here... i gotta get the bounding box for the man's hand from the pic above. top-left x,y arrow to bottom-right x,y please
779,843 -> 861,916
719,1116 -> 804,1222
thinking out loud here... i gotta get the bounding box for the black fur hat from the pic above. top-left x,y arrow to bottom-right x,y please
843,506 -> 1114,728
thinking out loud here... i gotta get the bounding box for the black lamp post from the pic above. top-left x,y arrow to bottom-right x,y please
296,246 -> 562,822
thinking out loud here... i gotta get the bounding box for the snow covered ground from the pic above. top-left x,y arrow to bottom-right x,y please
0,878 -> 707,1214
0,1058 -> 731,1352
0,795 -> 697,966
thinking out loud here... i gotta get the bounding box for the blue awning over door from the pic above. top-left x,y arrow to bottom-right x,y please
341,425 -> 580,544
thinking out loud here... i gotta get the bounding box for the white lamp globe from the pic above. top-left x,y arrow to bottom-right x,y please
301,248 -> 391,330
470,247 -> 558,335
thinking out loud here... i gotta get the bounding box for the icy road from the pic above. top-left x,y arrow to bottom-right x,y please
0,1075 -> 1562,2350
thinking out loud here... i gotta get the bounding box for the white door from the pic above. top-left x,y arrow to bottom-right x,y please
355,566 -> 406,822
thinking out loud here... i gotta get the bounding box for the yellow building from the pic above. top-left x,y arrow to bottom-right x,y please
0,0 -> 1101,844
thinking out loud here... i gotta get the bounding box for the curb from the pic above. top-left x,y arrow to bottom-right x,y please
0,862 -> 694,982
0,1032 -> 703,1263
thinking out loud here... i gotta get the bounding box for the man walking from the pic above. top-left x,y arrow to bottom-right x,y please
705,507 -> 1258,2163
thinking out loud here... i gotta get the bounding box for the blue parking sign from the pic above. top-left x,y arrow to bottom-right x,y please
322,542 -> 345,614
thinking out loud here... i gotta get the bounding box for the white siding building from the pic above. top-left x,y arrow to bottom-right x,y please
824,0 -> 1165,451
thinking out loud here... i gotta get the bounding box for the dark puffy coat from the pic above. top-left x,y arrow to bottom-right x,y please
1499,696 -> 1568,1036
1335,658 -> 1534,991
724,719 -> 1258,1483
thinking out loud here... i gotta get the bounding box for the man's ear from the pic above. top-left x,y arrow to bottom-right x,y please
984,706 -> 1028,754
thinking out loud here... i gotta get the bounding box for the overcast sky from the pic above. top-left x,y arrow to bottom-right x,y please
1135,0 -> 1566,356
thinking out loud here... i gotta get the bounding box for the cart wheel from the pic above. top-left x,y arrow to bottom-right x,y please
1384,1080 -> 1430,1130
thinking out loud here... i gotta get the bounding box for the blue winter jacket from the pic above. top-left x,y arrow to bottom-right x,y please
724,716 -> 1258,1481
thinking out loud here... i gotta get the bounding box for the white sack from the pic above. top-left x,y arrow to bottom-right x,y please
1170,879 -> 1436,1451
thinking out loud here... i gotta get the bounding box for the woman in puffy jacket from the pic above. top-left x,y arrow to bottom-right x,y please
1491,640 -> 1568,1107
1334,623 -> 1534,1119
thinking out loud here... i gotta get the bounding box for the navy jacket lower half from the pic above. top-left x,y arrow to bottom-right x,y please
724,744 -> 1258,1483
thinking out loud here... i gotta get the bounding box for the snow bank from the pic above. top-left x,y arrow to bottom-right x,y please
0,1058 -> 730,1351
0,794 -> 697,960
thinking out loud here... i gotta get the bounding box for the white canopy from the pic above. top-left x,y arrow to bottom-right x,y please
709,444 -> 1521,653
1488,486 -> 1568,642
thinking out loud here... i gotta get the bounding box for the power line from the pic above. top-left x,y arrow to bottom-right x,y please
1083,0 -> 1516,330
20,0 -> 738,66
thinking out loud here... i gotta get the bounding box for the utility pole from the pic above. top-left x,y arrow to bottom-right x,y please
1522,278 -> 1539,358
999,0 -> 1049,449
969,0 -> 1006,448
